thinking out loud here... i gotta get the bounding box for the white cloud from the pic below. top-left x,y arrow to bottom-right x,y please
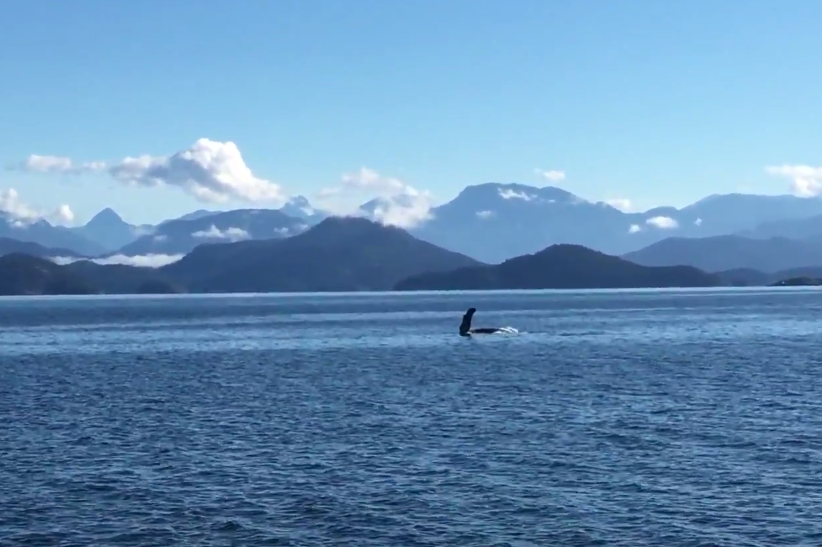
534,168 -> 566,182
628,224 -> 642,234
132,225 -> 156,237
9,155 -> 106,175
191,225 -> 251,241
341,167 -> 407,193
476,210 -> 495,219
694,218 -> 703,226
605,198 -> 632,212
646,216 -> 678,229
107,138 -> 287,204
317,167 -> 433,229
766,164 -> 822,197
498,188 -> 534,200
0,187 -> 75,226
49,253 -> 183,268
53,204 -> 75,224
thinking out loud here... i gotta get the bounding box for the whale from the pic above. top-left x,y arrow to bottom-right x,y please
459,307 -> 504,337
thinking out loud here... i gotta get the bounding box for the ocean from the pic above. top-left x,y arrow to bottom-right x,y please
2,288 -> 822,546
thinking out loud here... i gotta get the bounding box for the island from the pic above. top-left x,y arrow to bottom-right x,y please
769,277 -> 822,287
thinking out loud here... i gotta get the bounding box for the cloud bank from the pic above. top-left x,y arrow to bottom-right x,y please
49,253 -> 184,268
498,188 -> 535,201
646,216 -> 678,229
108,138 -> 286,204
15,139 -> 288,206
767,164 -> 822,197
628,215 -> 679,234
0,188 -> 74,226
191,225 -> 251,241
8,155 -> 106,175
317,167 -> 433,228
14,142 -> 435,228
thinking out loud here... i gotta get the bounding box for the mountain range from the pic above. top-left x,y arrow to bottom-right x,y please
0,195 -> 326,258
3,182 -> 822,276
0,217 -> 722,296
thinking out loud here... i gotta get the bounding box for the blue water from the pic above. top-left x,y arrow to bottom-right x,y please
2,288 -> 822,546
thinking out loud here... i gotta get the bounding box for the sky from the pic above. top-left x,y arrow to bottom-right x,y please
1,0 -> 821,227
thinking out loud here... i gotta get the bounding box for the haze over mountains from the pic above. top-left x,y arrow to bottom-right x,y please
3,182 -> 822,275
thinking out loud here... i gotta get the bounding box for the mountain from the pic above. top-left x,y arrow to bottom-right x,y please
164,209 -> 222,223
682,193 -> 822,235
61,261 -> 182,294
280,195 -> 328,223
0,237 -> 84,258
395,243 -> 719,291
622,235 -> 822,273
70,208 -> 153,252
399,183 -> 822,263
738,213 -> 822,241
160,216 -> 483,292
115,208 -> 310,256
0,253 -> 95,295
407,183 -> 629,263
0,214 -> 105,256
159,196 -> 327,227
715,266 -> 822,287
0,253 -> 179,295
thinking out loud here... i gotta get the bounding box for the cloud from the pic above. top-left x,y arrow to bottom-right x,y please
498,188 -> 534,200
646,216 -> 678,229
605,198 -> 632,212
0,188 -> 75,226
694,218 -> 703,226
534,168 -> 566,182
628,216 -> 679,233
341,167 -> 407,194
191,225 -> 251,241
107,138 -> 287,204
317,167 -> 433,229
49,253 -> 183,268
8,155 -> 106,174
17,139 -> 288,205
766,164 -> 822,197
476,210 -> 495,219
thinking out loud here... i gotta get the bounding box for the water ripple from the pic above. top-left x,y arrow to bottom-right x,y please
2,289 -> 822,545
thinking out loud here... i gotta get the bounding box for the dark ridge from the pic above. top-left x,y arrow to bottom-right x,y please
0,237 -> 85,258
161,216 -> 483,292
394,243 -> 720,291
0,254 -> 95,295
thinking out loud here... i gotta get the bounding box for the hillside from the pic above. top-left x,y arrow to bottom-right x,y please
160,216 -> 484,292
740,213 -> 822,241
715,266 -> 822,287
0,254 -> 95,295
0,253 -> 181,296
62,261 -> 182,294
394,244 -> 720,291
0,215 -> 105,257
0,237 -> 84,258
69,208 -> 152,252
116,208 -> 309,256
621,235 -> 822,273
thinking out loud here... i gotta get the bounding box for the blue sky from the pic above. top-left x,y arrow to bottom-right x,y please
1,0 -> 820,225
